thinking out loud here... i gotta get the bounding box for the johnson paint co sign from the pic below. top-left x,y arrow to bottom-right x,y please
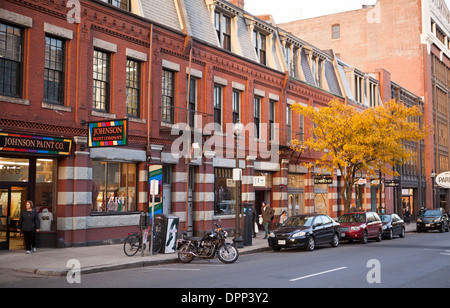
435,172 -> 450,189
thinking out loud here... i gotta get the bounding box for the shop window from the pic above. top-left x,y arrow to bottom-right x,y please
92,161 -> 137,213
0,158 -> 29,182
214,168 -> 237,216
35,159 -> 57,231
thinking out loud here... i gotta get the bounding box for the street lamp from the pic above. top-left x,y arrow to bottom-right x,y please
431,170 -> 436,209
233,121 -> 244,248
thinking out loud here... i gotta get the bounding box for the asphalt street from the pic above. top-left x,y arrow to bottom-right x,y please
2,231 -> 449,289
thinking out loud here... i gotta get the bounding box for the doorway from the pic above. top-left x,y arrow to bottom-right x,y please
0,185 -> 28,250
288,193 -> 304,216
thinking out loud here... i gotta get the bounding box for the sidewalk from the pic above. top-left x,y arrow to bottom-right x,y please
0,234 -> 271,277
0,223 -> 417,277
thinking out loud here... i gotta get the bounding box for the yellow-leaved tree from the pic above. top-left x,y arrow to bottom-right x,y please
290,99 -> 428,213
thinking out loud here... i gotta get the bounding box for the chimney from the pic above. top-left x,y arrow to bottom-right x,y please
228,0 -> 244,9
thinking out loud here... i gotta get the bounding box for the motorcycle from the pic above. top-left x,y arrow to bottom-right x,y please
177,222 -> 239,264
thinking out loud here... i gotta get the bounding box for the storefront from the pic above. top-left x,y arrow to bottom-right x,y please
287,173 -> 305,216
0,132 -> 72,250
214,168 -> 238,216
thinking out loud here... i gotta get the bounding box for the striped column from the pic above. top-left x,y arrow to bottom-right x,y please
57,136 -> 91,247
193,151 -> 215,235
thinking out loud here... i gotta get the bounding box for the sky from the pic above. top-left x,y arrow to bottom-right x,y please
244,0 -> 450,24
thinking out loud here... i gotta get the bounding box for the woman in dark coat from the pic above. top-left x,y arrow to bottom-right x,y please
18,200 -> 40,254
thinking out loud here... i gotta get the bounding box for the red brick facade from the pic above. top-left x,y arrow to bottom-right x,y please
0,0 -> 387,248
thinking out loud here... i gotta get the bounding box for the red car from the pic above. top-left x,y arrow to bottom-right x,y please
338,212 -> 383,244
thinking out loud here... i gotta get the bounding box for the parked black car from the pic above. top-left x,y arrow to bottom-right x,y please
379,214 -> 406,239
417,208 -> 450,233
268,214 -> 340,251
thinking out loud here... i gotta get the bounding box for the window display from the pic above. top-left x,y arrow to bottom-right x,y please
92,161 -> 137,213
214,168 -> 237,215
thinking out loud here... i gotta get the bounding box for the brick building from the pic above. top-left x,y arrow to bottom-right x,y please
280,0 -> 446,218
0,0 -> 398,249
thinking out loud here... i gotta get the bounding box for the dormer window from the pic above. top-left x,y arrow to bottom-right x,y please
106,0 -> 130,11
253,30 -> 266,65
311,56 -> 323,87
215,11 -> 231,51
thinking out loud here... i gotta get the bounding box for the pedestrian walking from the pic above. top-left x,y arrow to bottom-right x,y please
279,210 -> 288,225
404,206 -> 411,225
18,200 -> 40,254
260,201 -> 274,239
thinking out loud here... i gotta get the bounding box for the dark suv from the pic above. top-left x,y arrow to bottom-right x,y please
417,208 -> 449,233
338,211 -> 383,244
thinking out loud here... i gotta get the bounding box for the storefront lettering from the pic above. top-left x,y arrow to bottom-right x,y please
3,137 -> 65,150
0,132 -> 72,155
92,126 -> 123,138
4,137 -> 36,148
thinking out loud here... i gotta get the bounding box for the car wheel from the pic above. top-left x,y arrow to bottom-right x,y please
400,227 -> 405,238
417,227 -> 421,233
376,229 -> 382,242
330,233 -> 339,248
387,229 -> 393,240
306,236 -> 315,251
360,230 -> 368,244
271,246 -> 281,251
440,224 -> 445,233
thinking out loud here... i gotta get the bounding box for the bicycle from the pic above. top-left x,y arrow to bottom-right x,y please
123,223 -> 163,257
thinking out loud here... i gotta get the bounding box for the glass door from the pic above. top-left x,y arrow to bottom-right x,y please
0,186 -> 28,250
0,187 -> 11,250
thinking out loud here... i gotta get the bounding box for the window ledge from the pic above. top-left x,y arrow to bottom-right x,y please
92,110 -> 117,119
0,95 -> 29,106
42,101 -> 72,112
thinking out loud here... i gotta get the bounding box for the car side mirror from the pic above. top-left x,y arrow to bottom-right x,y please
313,222 -> 322,228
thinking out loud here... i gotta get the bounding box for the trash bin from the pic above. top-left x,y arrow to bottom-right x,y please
154,214 -> 179,254
242,203 -> 254,246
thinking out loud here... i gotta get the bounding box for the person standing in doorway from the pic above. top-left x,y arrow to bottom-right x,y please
18,200 -> 40,254
260,201 -> 274,239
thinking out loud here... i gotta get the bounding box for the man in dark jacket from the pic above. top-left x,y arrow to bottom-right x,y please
260,201 -> 274,239
18,200 -> 40,254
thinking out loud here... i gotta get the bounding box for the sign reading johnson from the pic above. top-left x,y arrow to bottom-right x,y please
88,119 -> 128,148
0,132 -> 72,156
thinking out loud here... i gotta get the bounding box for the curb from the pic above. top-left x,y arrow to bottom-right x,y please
15,245 -> 273,277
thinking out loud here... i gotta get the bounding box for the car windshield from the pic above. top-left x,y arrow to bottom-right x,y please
338,214 -> 365,223
423,210 -> 441,217
379,215 -> 391,222
282,216 -> 315,227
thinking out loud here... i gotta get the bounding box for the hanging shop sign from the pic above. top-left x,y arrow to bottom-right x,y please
385,179 -> 400,187
87,119 -> 128,148
435,172 -> 450,189
314,175 -> 333,185
0,132 -> 72,156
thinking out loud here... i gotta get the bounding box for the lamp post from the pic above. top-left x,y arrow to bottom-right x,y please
233,121 -> 244,248
431,170 -> 436,209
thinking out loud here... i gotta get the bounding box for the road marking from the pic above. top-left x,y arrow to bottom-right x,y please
289,267 -> 348,282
